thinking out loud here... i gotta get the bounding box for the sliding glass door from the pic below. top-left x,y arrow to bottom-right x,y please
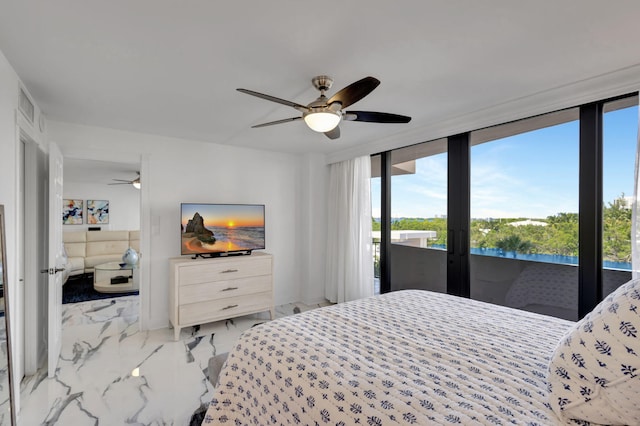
469,109 -> 580,320
389,139 -> 448,293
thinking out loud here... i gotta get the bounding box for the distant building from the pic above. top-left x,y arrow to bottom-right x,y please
507,219 -> 548,227
371,230 -> 436,248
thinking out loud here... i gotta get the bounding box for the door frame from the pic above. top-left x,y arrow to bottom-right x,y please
60,152 -> 149,331
138,155 -> 150,331
14,112 -> 41,412
47,141 -> 64,379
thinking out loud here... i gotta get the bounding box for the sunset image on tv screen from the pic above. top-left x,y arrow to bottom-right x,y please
181,204 -> 265,255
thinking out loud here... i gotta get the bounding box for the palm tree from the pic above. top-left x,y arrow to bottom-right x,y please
496,235 -> 533,258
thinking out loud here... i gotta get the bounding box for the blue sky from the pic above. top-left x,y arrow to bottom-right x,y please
372,105 -> 638,219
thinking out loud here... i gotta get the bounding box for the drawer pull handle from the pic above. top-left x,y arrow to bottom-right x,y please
222,304 -> 238,310
222,287 -> 238,292
221,269 -> 238,274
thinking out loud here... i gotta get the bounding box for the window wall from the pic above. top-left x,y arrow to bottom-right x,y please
373,92 -> 638,320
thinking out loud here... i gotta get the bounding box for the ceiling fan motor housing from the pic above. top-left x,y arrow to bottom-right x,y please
311,75 -> 333,92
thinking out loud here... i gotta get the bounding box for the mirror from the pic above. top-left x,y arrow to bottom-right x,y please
0,205 -> 16,425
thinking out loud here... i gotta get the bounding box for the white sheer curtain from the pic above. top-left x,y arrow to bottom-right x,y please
325,155 -> 374,303
632,98 -> 640,278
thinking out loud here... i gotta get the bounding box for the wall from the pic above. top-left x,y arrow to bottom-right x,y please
0,49 -> 48,413
63,181 -> 140,232
49,121 -> 325,329
298,153 -> 328,305
0,45 -> 20,417
0,49 -> 20,297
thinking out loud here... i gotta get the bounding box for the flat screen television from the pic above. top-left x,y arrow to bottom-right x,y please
181,203 -> 265,258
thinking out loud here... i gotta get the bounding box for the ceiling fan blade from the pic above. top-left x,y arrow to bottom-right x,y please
327,77 -> 380,109
252,117 -> 303,128
111,179 -> 133,183
324,126 -> 340,140
237,88 -> 309,113
344,111 -> 412,123
107,182 -> 131,185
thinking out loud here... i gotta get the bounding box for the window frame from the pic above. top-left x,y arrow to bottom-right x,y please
374,91 -> 638,318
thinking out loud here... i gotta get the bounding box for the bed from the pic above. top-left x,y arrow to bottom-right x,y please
203,284 -> 640,425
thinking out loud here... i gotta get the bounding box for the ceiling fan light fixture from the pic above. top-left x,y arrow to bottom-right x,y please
132,178 -> 141,189
303,110 -> 341,133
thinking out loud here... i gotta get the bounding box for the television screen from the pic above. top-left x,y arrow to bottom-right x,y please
181,203 -> 265,256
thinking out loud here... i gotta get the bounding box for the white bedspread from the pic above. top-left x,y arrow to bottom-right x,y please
204,290 -> 574,425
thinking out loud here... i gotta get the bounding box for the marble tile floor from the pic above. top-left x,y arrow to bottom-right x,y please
19,296 -> 331,425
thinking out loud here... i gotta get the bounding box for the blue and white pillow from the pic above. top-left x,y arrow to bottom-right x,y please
548,278 -> 640,424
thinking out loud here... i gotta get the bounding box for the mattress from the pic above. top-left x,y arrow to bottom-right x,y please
203,290 -> 575,425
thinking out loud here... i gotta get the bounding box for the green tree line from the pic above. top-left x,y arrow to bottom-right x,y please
372,195 -> 632,263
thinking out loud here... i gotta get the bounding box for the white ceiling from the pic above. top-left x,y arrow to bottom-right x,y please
64,158 -> 139,185
1,1 -> 639,156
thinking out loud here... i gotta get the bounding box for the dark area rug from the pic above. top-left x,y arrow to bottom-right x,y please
62,274 -> 139,304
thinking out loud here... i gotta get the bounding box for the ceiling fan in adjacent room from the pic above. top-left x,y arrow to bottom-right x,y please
237,76 -> 411,140
108,172 -> 141,189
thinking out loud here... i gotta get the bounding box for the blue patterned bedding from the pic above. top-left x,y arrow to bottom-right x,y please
204,290 -> 575,425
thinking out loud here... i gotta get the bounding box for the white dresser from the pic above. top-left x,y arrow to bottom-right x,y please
169,252 -> 273,340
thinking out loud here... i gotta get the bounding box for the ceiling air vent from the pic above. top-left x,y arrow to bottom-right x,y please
19,87 -> 34,124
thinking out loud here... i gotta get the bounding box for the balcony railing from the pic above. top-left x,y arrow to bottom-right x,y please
373,240 -> 631,321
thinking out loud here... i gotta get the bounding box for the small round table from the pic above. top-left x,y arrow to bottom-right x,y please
93,262 -> 139,293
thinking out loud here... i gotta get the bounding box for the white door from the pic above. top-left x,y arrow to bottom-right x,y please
47,142 -> 64,378
24,140 -> 48,375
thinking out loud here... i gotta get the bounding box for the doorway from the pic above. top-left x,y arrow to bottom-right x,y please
61,158 -> 142,307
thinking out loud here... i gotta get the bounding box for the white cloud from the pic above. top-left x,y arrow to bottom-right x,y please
372,137 -> 582,219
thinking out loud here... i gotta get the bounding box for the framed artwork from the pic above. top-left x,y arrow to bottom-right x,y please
62,199 -> 83,225
87,200 -> 109,224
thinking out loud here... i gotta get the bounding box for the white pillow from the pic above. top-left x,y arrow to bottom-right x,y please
547,278 -> 640,424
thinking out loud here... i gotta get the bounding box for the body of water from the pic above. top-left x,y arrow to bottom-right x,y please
429,244 -> 631,270
181,226 -> 265,254
205,226 -> 265,250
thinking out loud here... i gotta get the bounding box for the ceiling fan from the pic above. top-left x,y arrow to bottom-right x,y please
108,172 -> 141,189
237,76 -> 411,140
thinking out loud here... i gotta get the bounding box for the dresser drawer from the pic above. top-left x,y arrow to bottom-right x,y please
177,257 -> 271,285
178,275 -> 271,305
169,253 -> 274,341
179,291 -> 272,325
